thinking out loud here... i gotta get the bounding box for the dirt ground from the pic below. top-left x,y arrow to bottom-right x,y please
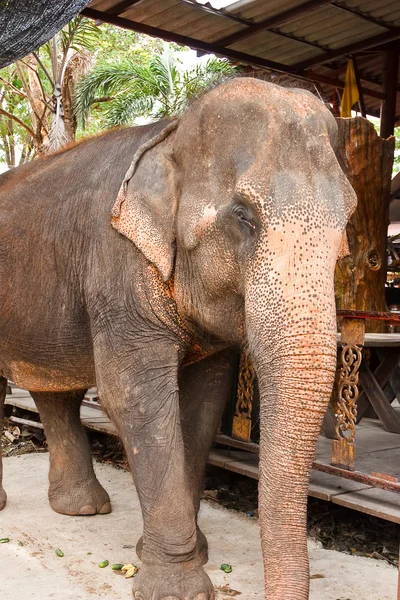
0,453 -> 397,600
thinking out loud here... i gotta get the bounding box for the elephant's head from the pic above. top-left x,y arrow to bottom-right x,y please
112,77 -> 357,599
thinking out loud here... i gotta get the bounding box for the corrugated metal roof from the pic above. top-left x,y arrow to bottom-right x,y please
83,0 -> 400,125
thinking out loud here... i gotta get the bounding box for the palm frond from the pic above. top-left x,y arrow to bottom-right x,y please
60,16 -> 101,54
74,60 -> 162,127
182,58 -> 237,103
104,94 -> 154,128
149,54 -> 180,98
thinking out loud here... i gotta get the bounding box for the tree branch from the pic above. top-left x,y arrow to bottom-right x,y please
92,96 -> 114,104
0,77 -> 27,98
32,51 -> 54,87
0,108 -> 35,138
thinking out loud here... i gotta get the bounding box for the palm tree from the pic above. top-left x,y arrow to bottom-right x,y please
0,16 -> 100,160
74,52 -> 237,129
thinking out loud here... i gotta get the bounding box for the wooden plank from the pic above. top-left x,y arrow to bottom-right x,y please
332,487 -> 400,524
359,362 -> 400,433
8,416 -> 43,429
349,447 -> 400,479
309,470 -> 372,501
5,396 -> 38,413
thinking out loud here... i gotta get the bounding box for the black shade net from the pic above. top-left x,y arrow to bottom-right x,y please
0,0 -> 92,69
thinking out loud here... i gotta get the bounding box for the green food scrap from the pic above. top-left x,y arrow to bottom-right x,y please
220,564 -> 232,574
98,560 -> 109,568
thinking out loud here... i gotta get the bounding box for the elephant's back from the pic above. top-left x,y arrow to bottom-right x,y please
0,123 -> 160,388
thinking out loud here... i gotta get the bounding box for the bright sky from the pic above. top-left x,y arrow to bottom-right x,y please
196,0 -> 238,7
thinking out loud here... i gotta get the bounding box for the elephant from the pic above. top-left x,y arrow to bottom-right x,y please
0,77 -> 356,600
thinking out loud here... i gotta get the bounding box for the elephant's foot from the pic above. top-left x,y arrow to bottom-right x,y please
0,487 -> 6,511
49,475 -> 111,516
132,563 -> 214,600
136,528 -> 209,565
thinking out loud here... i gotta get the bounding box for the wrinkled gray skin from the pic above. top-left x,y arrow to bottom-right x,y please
0,78 -> 356,599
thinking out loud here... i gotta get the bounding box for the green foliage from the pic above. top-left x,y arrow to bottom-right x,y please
74,52 -> 237,130
0,16 -> 103,162
0,65 -> 34,168
59,15 -> 101,54
394,126 -> 400,174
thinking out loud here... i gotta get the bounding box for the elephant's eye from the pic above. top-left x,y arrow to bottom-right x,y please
233,205 -> 256,231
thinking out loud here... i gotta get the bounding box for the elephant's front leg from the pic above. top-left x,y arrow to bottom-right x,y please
179,349 -> 237,563
97,345 -> 214,600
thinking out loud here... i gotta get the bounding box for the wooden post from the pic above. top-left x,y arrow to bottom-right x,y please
335,117 -> 395,333
331,317 -> 364,470
380,51 -> 399,139
329,117 -> 395,468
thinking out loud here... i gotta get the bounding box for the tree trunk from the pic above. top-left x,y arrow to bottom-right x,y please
62,63 -> 77,144
19,55 -> 50,155
335,117 -> 395,332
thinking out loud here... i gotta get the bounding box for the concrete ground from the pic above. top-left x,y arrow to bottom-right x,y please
0,454 -> 397,600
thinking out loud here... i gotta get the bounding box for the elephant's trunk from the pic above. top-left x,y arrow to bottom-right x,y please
246,224 -> 341,599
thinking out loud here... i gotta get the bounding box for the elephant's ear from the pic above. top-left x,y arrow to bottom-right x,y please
111,121 -> 179,282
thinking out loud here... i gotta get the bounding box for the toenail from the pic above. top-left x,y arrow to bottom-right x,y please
78,505 -> 96,515
99,501 -> 112,514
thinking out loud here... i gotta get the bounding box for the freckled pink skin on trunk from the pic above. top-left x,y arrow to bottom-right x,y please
246,221 -> 342,599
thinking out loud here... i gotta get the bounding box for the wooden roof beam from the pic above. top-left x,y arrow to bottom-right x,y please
180,0 -> 331,54
81,7 -> 295,73
106,0 -> 147,16
215,0 -> 335,48
294,29 -> 400,70
325,63 -> 400,95
305,70 -> 384,99
81,8 -> 387,103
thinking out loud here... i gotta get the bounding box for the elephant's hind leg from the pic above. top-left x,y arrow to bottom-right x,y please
31,390 -> 111,516
0,377 -> 7,511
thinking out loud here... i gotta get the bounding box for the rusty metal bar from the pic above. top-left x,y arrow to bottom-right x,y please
313,461 -> 400,493
337,309 -> 400,322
